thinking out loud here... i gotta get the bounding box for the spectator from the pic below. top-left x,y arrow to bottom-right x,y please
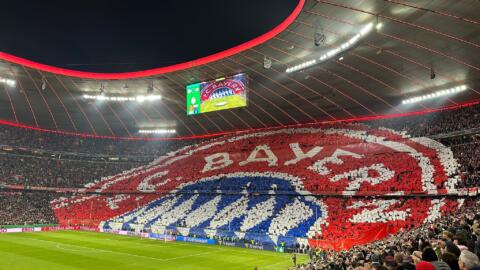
442,253 -> 460,270
459,251 -> 480,270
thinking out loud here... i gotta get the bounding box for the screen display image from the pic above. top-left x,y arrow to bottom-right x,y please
186,73 -> 248,115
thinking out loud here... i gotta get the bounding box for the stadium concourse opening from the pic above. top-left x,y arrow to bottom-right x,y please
1,0 -> 480,270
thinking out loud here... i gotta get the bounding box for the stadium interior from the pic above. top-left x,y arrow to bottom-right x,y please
0,0 -> 480,269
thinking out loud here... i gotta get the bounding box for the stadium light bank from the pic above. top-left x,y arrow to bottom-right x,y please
83,94 -> 162,102
0,77 -> 16,87
402,85 -> 468,105
138,129 -> 176,134
286,22 -> 377,73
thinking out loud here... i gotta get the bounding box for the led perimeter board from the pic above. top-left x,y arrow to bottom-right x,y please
186,73 -> 248,115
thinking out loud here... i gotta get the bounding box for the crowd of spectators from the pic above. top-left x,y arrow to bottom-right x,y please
369,105 -> 480,138
0,104 -> 477,190
0,154 -> 138,188
0,125 -> 198,156
0,103 -> 479,248
365,105 -> 480,191
450,143 -> 480,189
0,104 -> 478,157
0,125 -> 201,188
291,199 -> 480,270
0,192 -> 57,226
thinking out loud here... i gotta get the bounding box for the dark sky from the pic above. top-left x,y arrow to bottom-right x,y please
1,0 -> 297,73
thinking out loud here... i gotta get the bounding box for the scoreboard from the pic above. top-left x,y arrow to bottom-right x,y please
186,73 -> 248,115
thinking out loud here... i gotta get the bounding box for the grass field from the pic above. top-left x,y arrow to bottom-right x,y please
201,95 -> 247,113
0,231 -> 307,270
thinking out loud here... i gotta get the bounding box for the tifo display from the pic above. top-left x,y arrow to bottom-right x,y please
186,73 -> 248,115
0,103 -> 479,270
52,123 -> 464,251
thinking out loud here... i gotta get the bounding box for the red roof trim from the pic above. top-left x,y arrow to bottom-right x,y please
1,100 -> 479,141
0,0 -> 305,80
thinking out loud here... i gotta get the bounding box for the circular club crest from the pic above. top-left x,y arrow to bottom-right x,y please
53,124 -> 461,249
200,79 -> 245,101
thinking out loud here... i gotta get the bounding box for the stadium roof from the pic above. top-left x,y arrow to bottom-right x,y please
0,0 -> 479,139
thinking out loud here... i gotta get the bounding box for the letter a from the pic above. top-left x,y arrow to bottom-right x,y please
239,144 -> 278,167
284,143 -> 323,165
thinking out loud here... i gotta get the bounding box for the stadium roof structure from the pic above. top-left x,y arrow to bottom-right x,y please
0,0 -> 479,139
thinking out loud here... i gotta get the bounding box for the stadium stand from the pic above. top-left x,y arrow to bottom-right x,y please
291,199 -> 480,270
0,154 -> 139,187
0,104 -> 479,258
369,105 -> 480,138
0,125 -> 198,156
0,192 -> 57,226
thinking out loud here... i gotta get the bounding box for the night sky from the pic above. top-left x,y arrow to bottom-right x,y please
1,0 -> 297,73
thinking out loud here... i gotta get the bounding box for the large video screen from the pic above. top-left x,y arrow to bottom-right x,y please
186,73 -> 248,115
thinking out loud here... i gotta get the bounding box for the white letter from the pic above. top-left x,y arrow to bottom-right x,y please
106,195 -> 131,210
330,163 -> 395,195
239,144 -> 278,167
202,152 -> 233,172
137,170 -> 170,192
308,149 -> 363,175
348,199 -> 409,223
284,143 -> 323,165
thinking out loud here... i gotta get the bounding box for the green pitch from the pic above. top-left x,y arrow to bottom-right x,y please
0,231 -> 307,270
201,95 -> 247,113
